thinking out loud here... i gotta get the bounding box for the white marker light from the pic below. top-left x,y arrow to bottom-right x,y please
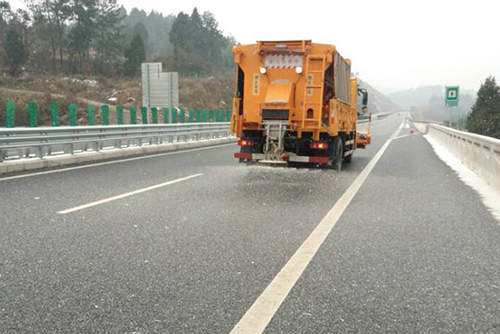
260,67 -> 267,74
295,66 -> 303,74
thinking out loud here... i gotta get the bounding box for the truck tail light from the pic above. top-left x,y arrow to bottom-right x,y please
310,141 -> 328,150
238,139 -> 255,147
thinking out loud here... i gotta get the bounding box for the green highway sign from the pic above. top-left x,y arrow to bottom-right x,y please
445,86 -> 459,107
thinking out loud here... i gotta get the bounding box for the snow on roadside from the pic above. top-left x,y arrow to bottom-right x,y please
425,134 -> 500,222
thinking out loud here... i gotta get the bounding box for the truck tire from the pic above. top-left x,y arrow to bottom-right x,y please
332,137 -> 343,171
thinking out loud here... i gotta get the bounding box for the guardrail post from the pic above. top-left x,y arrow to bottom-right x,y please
130,106 -> 136,124
151,107 -> 158,124
5,100 -> 15,128
101,105 -> 109,125
51,102 -> 60,127
28,102 -> 38,127
171,108 -> 177,124
68,103 -> 77,126
180,108 -> 185,123
88,105 -> 95,125
117,105 -> 123,124
163,107 -> 169,123
141,107 -> 148,124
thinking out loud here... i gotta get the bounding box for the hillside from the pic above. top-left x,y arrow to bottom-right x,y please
358,79 -> 400,114
388,85 -> 475,123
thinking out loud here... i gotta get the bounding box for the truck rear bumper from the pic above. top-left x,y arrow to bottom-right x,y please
234,152 -> 329,165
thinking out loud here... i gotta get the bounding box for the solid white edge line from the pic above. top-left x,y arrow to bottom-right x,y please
57,173 -> 203,214
229,122 -> 404,334
0,143 -> 234,182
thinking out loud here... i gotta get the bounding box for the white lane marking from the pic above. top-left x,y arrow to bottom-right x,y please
0,143 -> 234,182
392,133 -> 417,140
230,123 -> 403,334
57,173 -> 203,214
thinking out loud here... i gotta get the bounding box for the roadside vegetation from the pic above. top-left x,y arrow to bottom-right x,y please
466,76 -> 500,139
0,1 -> 235,125
0,1 -> 234,77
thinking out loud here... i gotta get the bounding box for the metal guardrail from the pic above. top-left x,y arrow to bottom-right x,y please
357,111 -> 397,123
357,115 -> 370,123
0,123 -> 231,162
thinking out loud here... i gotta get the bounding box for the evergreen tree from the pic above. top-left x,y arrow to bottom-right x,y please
123,33 -> 145,76
466,76 -> 500,139
169,8 -> 230,76
5,28 -> 26,76
93,0 -> 123,74
68,0 -> 98,72
0,1 -> 13,68
28,0 -> 72,71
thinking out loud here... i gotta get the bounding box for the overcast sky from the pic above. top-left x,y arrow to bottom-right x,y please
11,0 -> 499,94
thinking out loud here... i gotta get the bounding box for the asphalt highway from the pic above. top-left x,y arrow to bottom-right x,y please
1,113 -> 499,333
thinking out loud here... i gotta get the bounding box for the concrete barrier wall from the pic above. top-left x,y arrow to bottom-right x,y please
426,124 -> 500,190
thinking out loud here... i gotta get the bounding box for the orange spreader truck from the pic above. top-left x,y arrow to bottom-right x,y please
230,40 -> 371,170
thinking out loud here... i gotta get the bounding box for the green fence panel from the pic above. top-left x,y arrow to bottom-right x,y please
151,107 -> 158,124
209,110 -> 215,122
202,109 -> 208,123
189,109 -> 195,123
28,102 -> 37,127
130,106 -> 136,124
117,106 -> 124,124
51,102 -> 60,127
141,107 -> 148,124
196,109 -> 201,123
88,105 -> 95,125
180,108 -> 185,123
226,109 -> 231,122
163,107 -> 169,123
68,103 -> 77,126
171,108 -> 177,124
101,105 -> 109,125
5,101 -> 15,128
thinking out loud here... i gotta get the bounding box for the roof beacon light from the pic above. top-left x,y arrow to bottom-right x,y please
295,66 -> 303,74
260,67 -> 267,74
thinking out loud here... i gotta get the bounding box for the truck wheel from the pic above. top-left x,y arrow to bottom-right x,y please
332,137 -> 343,171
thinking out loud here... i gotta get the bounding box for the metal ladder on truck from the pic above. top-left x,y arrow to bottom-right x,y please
300,54 -> 327,141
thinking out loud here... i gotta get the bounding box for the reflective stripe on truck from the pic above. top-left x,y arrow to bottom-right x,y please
234,152 -> 329,164
234,152 -> 265,160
